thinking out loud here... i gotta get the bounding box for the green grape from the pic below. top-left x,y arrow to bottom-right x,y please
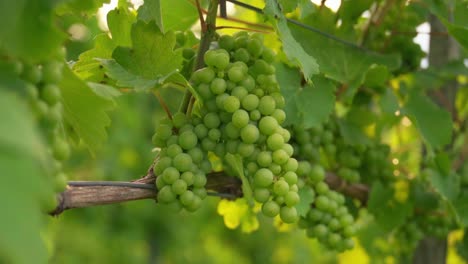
272,149 -> 289,165
158,186 -> 177,203
257,151 -> 272,167
179,131 -> 198,150
254,188 -> 271,203
246,38 -> 263,57
241,94 -> 259,111
231,86 -> 248,100
284,191 -> 300,207
240,124 -> 259,144
267,133 -> 284,151
172,112 -> 187,128
254,168 -> 274,187
259,116 -> 278,136
258,95 -> 276,115
162,167 -> 180,184
223,95 -> 240,113
273,179 -> 289,196
232,109 -> 249,128
203,112 -> 221,129
172,179 -> 188,195
218,35 -> 235,51
173,153 -> 192,172
280,206 -> 298,223
193,67 -> 215,83
40,84 -> 61,106
180,190 -> 195,206
283,171 -> 298,185
52,138 -> 70,161
42,61 -> 63,83
208,128 -> 221,142
227,67 -> 245,83
262,200 -> 280,217
210,78 -> 227,94
234,48 -> 250,63
193,172 -> 207,187
181,171 -> 194,186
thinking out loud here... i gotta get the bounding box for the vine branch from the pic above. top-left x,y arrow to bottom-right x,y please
50,164 -> 369,216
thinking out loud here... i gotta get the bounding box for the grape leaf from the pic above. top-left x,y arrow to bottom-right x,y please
368,181 -> 413,232
426,168 -> 460,201
288,18 -> 400,101
264,0 -> 319,82
296,186 -> 315,217
107,7 -> 136,47
60,67 -> 114,154
453,191 -> 468,226
87,82 -> 122,101
0,0 -> 66,61
112,20 -> 183,80
402,92 -> 452,149
138,0 -> 197,32
73,34 -> 116,81
337,118 -> 372,146
0,91 -> 51,264
276,63 -> 335,128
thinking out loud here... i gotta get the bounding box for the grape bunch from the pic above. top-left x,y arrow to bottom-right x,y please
292,117 -> 394,184
152,112 -> 210,212
1,50 -> 69,210
152,32 -> 300,222
296,161 -> 356,251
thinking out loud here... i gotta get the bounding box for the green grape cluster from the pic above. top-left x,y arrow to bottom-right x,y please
296,161 -> 356,251
392,221 -> 424,256
292,117 -> 394,184
152,32 -> 300,222
152,113 -> 210,212
1,50 -> 69,210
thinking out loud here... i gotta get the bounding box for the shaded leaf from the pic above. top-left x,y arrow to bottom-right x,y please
296,186 -> 315,217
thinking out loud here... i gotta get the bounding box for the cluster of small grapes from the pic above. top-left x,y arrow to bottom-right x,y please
392,222 -> 424,256
152,33 -> 300,222
152,113 -> 211,212
296,161 -> 356,251
2,51 -> 69,209
292,117 -> 394,184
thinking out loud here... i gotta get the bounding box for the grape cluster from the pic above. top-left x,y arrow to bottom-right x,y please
152,113 -> 210,212
152,33 -> 300,222
292,117 -> 394,184
296,161 -> 356,251
2,50 -> 69,209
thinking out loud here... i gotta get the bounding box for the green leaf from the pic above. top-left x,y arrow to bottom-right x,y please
87,82 -> 122,101
138,0 -> 197,32
297,76 -> 336,129
73,34 -> 116,81
445,21 -> 468,52
337,118 -> 372,146
0,91 -> 51,264
288,18 -> 400,101
60,67 -> 114,154
364,65 -> 389,88
225,154 -> 254,207
426,168 -> 460,201
264,0 -> 319,82
296,186 -> 315,217
107,7 -> 136,47
100,59 -> 160,90
276,63 -> 335,128
0,0 -> 66,61
113,20 -> 183,80
379,88 -> 400,114
368,181 -> 413,232
453,191 -> 468,226
403,92 -> 452,149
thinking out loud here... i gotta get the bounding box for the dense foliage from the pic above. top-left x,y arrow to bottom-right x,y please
1,0 -> 467,263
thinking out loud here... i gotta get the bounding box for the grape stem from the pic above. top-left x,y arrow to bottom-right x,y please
179,0 -> 220,114
153,91 -> 173,120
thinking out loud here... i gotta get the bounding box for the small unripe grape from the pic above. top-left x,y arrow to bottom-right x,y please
273,179 -> 289,196
284,191 -> 300,207
172,112 -> 187,128
254,168 -> 274,187
309,164 -> 325,183
254,188 -> 270,203
210,78 -> 227,94
42,61 -> 63,83
193,172 -> 207,187
315,181 -> 329,195
185,195 -> 202,212
259,116 -> 278,136
283,171 -> 298,185
179,131 -> 198,150
173,153 -> 192,172
261,48 -> 275,63
272,149 -> 289,165
180,190 -> 195,206
162,167 -> 180,184
197,83 -> 213,99
246,38 -> 263,58
283,158 -> 298,172
280,206 -> 298,223
218,35 -> 235,51
269,163 -> 282,175
224,96 -> 240,113
240,76 -> 255,91
231,86 -> 248,100
167,144 -> 183,158
234,48 -> 250,63
315,195 -> 330,211
183,48 -> 195,59
194,124 -> 208,139
52,138 -> 70,161
249,110 -> 261,121
41,84 -> 61,106
258,95 -> 276,115
224,122 -> 240,139
181,171 -> 194,186
241,94 -> 259,111
172,179 -> 188,195
271,109 -> 286,124
208,128 -> 221,141
22,64 -> 42,84
262,200 -> 280,217
193,67 -> 215,83
240,124 -> 259,144
232,109 -> 249,128
257,151 -> 272,167
228,67 -> 245,83
158,185 -> 176,203
267,133 -> 284,151
204,112 -> 221,129
238,142 -> 254,157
